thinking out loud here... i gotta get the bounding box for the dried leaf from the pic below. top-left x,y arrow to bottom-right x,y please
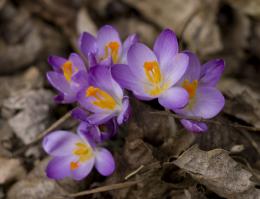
174,145 -> 260,199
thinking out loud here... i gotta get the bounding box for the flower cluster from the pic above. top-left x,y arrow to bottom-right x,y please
43,25 -> 225,180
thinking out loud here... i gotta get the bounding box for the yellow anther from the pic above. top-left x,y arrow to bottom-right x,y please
182,79 -> 198,99
70,161 -> 79,170
62,61 -> 76,82
100,41 -> 120,63
144,61 -> 162,84
86,86 -> 116,110
86,86 -> 98,97
144,61 -> 167,96
73,142 -> 93,164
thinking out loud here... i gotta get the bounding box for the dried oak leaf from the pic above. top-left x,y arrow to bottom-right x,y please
174,145 -> 260,199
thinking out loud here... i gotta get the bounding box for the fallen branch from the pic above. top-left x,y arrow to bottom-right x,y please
63,179 -> 143,198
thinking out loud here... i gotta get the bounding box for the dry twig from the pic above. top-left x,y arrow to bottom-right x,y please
12,111 -> 71,157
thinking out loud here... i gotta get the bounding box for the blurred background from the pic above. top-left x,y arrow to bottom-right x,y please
0,0 -> 260,198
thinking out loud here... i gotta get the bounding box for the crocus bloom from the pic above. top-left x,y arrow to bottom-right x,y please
79,25 -> 138,66
112,29 -> 189,110
47,53 -> 88,103
77,64 -> 130,125
77,120 -> 117,143
43,129 -> 115,180
174,52 -> 225,132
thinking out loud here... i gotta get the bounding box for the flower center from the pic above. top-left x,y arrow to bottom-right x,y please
62,61 -> 77,82
70,142 -> 93,170
182,79 -> 198,99
101,41 -> 120,63
144,61 -> 167,96
86,86 -> 116,110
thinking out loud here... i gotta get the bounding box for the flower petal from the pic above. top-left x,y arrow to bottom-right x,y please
163,53 -> 189,87
87,112 -> 116,125
97,25 -> 122,59
178,51 -> 201,84
121,33 -> 139,64
117,96 -> 131,124
176,87 -> 225,119
89,65 -> 123,101
69,53 -> 86,72
111,64 -> 154,100
46,156 -> 74,180
180,119 -> 208,133
153,29 -> 178,67
94,148 -> 115,176
48,56 -> 66,72
79,32 -> 97,58
71,107 -> 89,122
71,158 -> 95,181
158,87 -> 189,110
200,59 -> 225,86
127,43 -> 158,81
191,87 -> 225,119
46,71 -> 71,94
42,130 -> 80,156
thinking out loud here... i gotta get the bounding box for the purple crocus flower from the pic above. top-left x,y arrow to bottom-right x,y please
175,52 -> 225,132
78,120 -> 117,143
43,129 -> 115,180
47,53 -> 88,103
112,29 -> 189,110
77,64 -> 130,125
79,25 -> 138,66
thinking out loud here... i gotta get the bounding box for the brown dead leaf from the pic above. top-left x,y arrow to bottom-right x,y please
174,145 -> 260,199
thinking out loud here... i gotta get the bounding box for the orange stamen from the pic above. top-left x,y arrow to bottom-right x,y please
86,86 -> 116,110
62,61 -> 73,82
144,61 -> 162,84
100,41 -> 120,63
182,79 -> 198,99
70,161 -> 79,170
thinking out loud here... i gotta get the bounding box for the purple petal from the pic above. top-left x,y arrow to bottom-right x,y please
88,52 -> 98,67
97,25 -> 122,60
100,119 -> 118,141
117,96 -> 131,124
176,87 -> 225,119
158,87 -> 189,110
121,33 -> 139,64
79,32 -> 97,59
42,130 -> 80,156
71,70 -> 88,86
94,147 -> 115,176
153,29 -> 178,67
77,89 -> 105,113
111,64 -> 154,100
71,158 -> 95,181
46,71 -> 71,93
69,53 -> 87,72
191,87 -> 225,119
54,93 -> 65,103
46,156 -> 74,180
200,59 -> 225,86
87,112 -> 116,125
71,107 -> 89,122
180,119 -> 208,133
77,122 -> 97,147
88,65 -> 123,101
48,56 -> 66,72
162,53 -> 189,87
127,43 -> 158,81
178,51 -> 201,84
